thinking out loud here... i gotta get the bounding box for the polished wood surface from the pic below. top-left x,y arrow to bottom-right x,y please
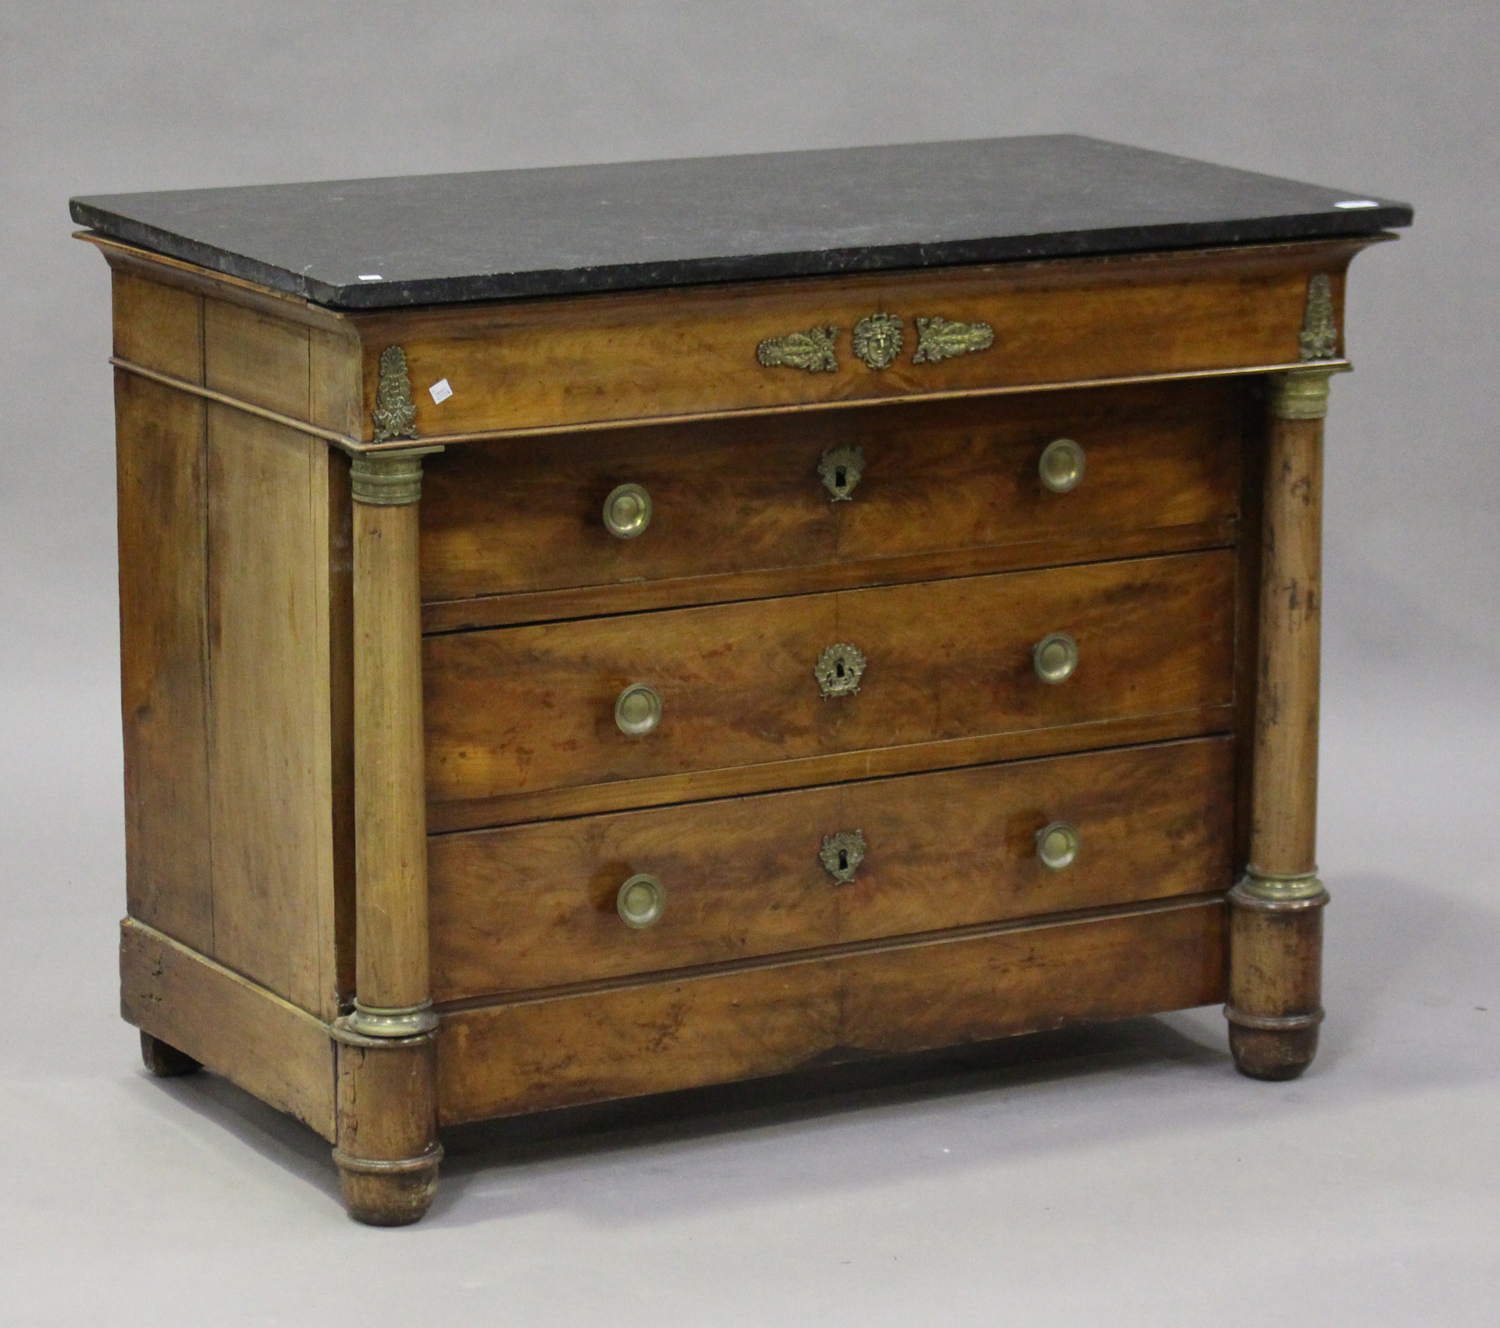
120,919 -> 337,1140
437,897 -> 1227,1124
425,550 -> 1235,814
352,495 -> 431,1013
419,378 -> 1242,609
430,737 -> 1234,1000
1249,413 -> 1324,876
355,238 -> 1366,441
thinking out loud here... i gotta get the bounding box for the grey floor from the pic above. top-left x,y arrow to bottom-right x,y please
4,663 -> 1497,1326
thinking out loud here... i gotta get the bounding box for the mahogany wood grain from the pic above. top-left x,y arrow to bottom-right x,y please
120,918 -> 337,1140
206,406 -> 340,1019
436,896 -> 1227,1123
115,370 -> 213,953
354,239 -> 1368,442
429,736 -> 1234,1001
419,378 -> 1243,608
424,550 -> 1236,813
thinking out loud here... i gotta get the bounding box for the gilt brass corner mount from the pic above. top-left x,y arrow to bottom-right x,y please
372,345 -> 419,443
1299,273 -> 1339,362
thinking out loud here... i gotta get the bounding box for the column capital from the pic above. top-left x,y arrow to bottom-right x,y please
350,446 -> 444,506
1268,364 -> 1350,421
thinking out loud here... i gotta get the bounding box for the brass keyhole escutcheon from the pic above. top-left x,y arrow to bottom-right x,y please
818,444 -> 865,501
1039,438 -> 1086,493
815,643 -> 866,698
1036,821 -> 1081,871
1033,632 -> 1079,685
820,830 -> 866,883
615,683 -> 663,736
617,873 -> 666,928
603,483 -> 653,538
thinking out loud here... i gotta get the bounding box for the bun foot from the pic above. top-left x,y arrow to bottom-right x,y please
334,1146 -> 442,1226
1230,1023 -> 1319,1081
140,1030 -> 202,1078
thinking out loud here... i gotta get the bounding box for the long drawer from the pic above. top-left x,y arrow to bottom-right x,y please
424,549 -> 1236,814
429,736 -> 1234,1002
419,378 -> 1242,620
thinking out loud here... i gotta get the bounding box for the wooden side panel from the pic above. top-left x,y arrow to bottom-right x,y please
112,268 -> 203,380
424,550 -> 1236,813
419,378 -> 1243,608
436,898 -> 1227,1124
430,737 -> 1235,1001
206,405 -> 338,1018
355,238 -> 1366,440
115,372 -> 213,952
121,919 -> 336,1141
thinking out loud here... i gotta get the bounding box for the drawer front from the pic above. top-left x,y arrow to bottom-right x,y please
354,239 -> 1358,441
437,897 -> 1228,1124
430,737 -> 1233,1002
424,550 -> 1236,811
419,379 -> 1242,609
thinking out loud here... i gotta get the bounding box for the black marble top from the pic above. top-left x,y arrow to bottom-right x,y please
71,135 -> 1411,311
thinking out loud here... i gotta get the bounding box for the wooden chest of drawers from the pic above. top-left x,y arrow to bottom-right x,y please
74,136 -> 1411,1224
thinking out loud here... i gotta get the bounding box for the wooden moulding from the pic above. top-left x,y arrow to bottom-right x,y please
119,919 -> 337,1140
436,896 -> 1228,1125
429,736 -> 1235,1002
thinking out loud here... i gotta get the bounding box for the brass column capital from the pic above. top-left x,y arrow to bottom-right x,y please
1268,364 -> 1349,421
350,447 -> 443,506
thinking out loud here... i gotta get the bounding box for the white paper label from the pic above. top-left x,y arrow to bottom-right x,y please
357,273 -> 383,281
1333,200 -> 1379,210
429,378 -> 453,404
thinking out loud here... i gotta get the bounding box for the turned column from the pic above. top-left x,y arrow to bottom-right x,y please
1227,364 -> 1345,1081
332,444 -> 443,1225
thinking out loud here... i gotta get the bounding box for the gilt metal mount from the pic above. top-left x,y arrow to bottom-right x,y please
820,830 -> 867,884
756,326 -> 840,373
852,313 -> 904,369
913,316 -> 994,363
815,642 -> 866,698
372,346 -> 418,443
1299,273 -> 1338,361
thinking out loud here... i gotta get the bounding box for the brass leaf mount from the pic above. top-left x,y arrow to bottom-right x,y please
1299,273 -> 1338,361
820,830 -> 867,884
913,316 -> 995,363
756,326 -> 840,373
852,313 -> 904,369
372,346 -> 418,443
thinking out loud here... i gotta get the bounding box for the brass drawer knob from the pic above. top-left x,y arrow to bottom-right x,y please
1036,821 -> 1081,871
615,683 -> 663,736
815,643 -> 866,698
1033,632 -> 1079,684
617,873 -> 666,928
603,483 -> 652,538
1039,437 -> 1086,493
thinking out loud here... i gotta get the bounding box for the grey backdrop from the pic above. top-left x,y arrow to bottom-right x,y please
3,3 -> 1497,1324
